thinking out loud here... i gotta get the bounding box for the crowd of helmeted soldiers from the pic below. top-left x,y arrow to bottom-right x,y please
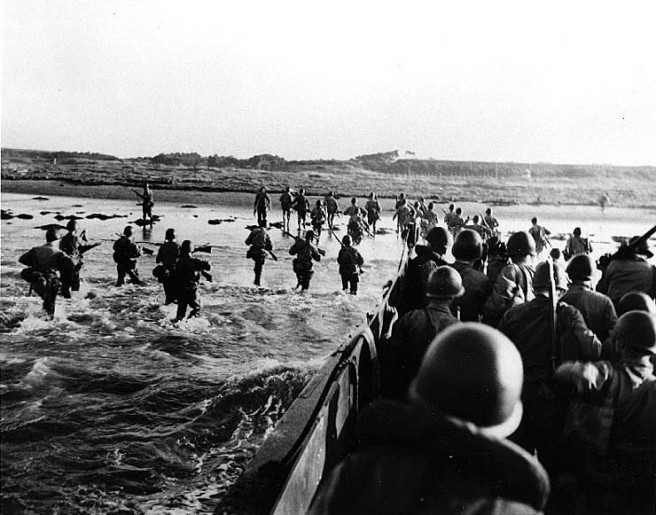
308,209 -> 656,514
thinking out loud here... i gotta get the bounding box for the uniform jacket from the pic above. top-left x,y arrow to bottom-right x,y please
174,254 -> 210,290
483,262 -> 535,326
554,357 -> 656,514
499,296 -> 601,384
364,199 -> 381,219
279,192 -> 294,210
452,260 -> 492,322
311,206 -> 327,225
596,257 -> 656,305
289,239 -> 321,272
245,227 -> 273,254
156,241 -> 180,268
337,246 -> 363,276
565,236 -> 591,257
292,194 -> 310,214
387,303 -> 461,398
561,283 -> 617,342
19,243 -> 70,276
400,245 -> 449,312
113,236 -> 141,266
325,197 -> 339,214
310,400 -> 550,515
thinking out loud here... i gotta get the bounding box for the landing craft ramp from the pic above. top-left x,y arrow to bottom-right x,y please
218,244 -> 410,514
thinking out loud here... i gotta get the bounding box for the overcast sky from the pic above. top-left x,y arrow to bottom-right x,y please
2,0 -> 655,165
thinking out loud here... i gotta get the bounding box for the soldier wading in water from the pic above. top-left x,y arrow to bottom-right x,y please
19,227 -> 74,318
172,240 -> 211,322
289,229 -> 322,291
245,220 -> 274,286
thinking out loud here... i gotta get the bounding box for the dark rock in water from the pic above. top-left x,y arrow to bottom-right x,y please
1,210 -> 14,220
40,211 -> 53,216
208,219 -> 222,225
36,223 -> 68,231
86,213 -> 127,221
32,197 -> 49,201
193,215 -> 199,218
181,205 -> 198,208
132,215 -> 161,226
54,214 -> 85,221
16,214 -> 34,220
72,204 -> 84,208
208,218 -> 236,225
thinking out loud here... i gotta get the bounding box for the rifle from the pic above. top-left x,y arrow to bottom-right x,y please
597,224 -> 656,272
282,229 -> 326,256
547,258 -> 559,372
115,234 -> 154,255
136,241 -> 212,254
79,242 -> 102,256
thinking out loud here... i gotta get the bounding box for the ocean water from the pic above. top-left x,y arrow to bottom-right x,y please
1,192 -> 653,513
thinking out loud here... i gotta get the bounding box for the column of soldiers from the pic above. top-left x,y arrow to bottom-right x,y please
314,208 -> 656,515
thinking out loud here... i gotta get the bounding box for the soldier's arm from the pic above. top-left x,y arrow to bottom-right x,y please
566,306 -> 602,360
554,361 -> 612,394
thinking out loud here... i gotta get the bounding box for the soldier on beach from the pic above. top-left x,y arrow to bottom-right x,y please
484,207 -> 500,236
59,219 -> 100,297
564,227 -> 592,259
364,193 -> 381,236
134,183 -> 154,223
253,186 -> 271,227
528,217 -> 551,256
310,200 -> 328,241
113,226 -> 144,287
325,192 -> 340,229
19,227 -> 74,317
245,220 -> 274,286
292,188 -> 311,233
344,198 -> 369,245
392,199 -> 415,241
279,187 -> 295,231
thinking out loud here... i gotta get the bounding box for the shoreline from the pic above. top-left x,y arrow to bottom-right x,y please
2,178 -> 652,212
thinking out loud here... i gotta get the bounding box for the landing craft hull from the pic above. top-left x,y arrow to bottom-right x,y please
219,247 -> 409,514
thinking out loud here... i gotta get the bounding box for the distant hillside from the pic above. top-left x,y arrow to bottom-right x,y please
2,147 -> 655,208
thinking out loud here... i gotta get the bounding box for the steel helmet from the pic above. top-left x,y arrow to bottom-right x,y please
426,266 -> 465,299
123,226 -> 133,237
305,230 -> 315,241
614,310 -> 656,355
342,235 -> 351,246
45,227 -> 60,242
165,228 -> 176,241
180,240 -> 193,254
66,219 -> 78,232
617,292 -> 656,317
452,229 -> 483,261
426,227 -> 452,253
532,261 -> 569,291
409,323 -> 524,438
566,255 -> 594,282
506,231 -> 536,258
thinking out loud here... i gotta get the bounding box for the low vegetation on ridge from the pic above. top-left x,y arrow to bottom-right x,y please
2,148 -> 654,208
